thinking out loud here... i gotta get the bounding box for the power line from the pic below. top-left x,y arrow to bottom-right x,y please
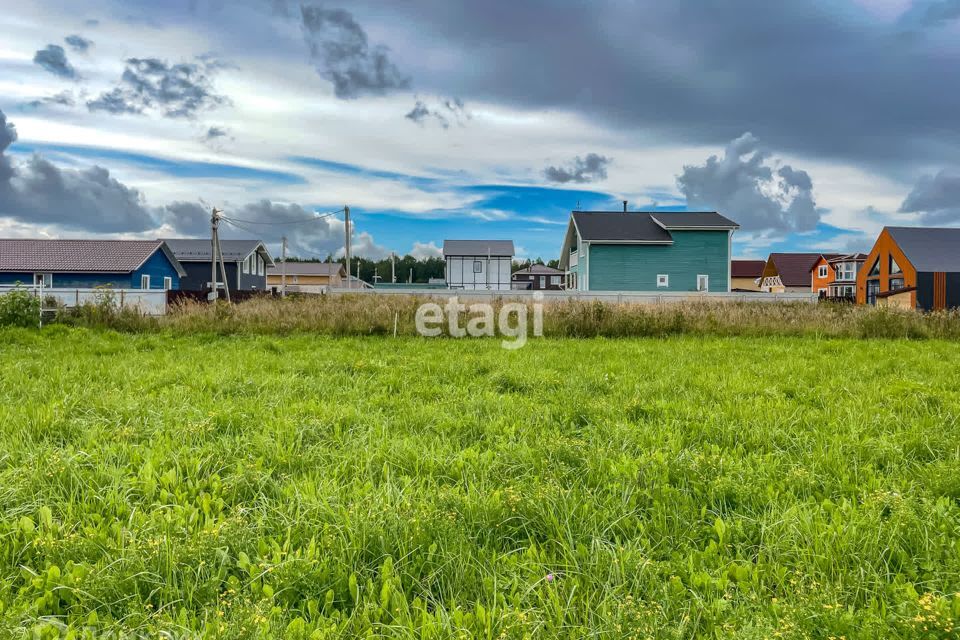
220,207 -> 345,226
218,217 -> 265,237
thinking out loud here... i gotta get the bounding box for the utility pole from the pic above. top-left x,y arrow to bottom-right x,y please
210,208 -> 219,301
391,252 -> 396,283
210,207 -> 230,303
280,236 -> 287,297
343,205 -> 351,290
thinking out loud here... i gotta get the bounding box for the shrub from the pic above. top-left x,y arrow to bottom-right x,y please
0,287 -> 40,328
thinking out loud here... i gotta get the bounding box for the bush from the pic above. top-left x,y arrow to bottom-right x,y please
0,287 -> 40,328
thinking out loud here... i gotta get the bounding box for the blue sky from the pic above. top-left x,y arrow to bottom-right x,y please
1,0 -> 959,261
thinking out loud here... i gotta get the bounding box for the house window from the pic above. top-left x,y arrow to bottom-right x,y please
657,274 -> 669,288
890,277 -> 905,291
163,277 -> 173,291
889,255 -> 902,275
818,265 -> 828,278
697,274 -> 709,292
539,276 -> 546,288
242,257 -> 249,274
868,257 -> 880,276
550,276 -> 561,285
257,255 -> 264,276
473,260 -> 482,273
141,275 -> 151,289
33,273 -> 52,288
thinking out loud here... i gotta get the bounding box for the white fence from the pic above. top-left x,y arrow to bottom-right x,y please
0,286 -> 169,316
333,288 -> 819,304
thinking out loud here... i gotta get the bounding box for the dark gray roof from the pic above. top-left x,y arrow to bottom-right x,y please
163,238 -> 274,265
650,212 -> 739,229
443,240 -> 514,257
571,212 -> 673,242
0,239 -> 186,276
513,264 -> 563,275
886,227 -> 960,272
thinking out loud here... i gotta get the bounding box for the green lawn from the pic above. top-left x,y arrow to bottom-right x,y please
1,327 -> 960,638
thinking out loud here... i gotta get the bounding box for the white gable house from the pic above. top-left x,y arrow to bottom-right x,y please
443,240 -> 514,291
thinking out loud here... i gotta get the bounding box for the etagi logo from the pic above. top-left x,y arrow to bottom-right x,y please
415,294 -> 543,349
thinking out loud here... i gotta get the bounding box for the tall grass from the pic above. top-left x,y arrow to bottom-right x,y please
1,331 -> 959,637
57,294 -> 960,340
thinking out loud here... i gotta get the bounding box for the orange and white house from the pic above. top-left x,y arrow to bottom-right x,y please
809,255 -> 837,296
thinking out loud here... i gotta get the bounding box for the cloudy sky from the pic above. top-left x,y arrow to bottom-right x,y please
2,0 -> 959,261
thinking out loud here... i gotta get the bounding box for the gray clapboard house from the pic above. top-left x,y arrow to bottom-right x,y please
443,240 -> 515,290
163,239 -> 274,291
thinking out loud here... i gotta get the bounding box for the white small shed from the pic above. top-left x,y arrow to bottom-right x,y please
443,240 -> 515,291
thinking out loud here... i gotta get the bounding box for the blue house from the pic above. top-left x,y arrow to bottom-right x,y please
0,239 -> 186,290
559,211 -> 739,292
163,238 -> 274,291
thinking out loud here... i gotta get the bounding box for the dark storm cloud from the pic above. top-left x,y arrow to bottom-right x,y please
0,109 -> 351,246
0,111 -> 16,183
0,109 -> 157,233
898,169 -> 960,224
159,199 -> 347,256
321,0 -> 960,170
33,44 -> 77,79
543,154 -> 610,184
404,97 -> 469,129
677,133 -> 821,233
26,91 -> 76,109
88,57 -> 228,118
205,126 -> 229,140
64,35 -> 93,53
299,4 -> 410,99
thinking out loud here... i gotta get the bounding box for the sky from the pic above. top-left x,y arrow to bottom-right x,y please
2,0 -> 960,262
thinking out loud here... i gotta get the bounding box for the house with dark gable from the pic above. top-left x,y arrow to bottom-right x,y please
558,211 -> 738,292
857,226 -> 960,310
0,239 -> 185,290
512,264 -> 564,290
164,239 -> 274,292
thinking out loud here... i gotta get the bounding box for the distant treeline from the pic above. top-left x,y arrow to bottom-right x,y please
284,255 -> 560,283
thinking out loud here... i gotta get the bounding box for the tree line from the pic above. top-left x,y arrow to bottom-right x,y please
285,255 -> 560,283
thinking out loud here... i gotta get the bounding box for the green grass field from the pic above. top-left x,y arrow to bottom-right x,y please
2,327 -> 960,638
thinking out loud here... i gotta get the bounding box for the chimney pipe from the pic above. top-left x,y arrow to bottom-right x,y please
623,200 -> 628,213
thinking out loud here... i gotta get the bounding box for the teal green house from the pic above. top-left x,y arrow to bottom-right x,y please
558,211 -> 739,292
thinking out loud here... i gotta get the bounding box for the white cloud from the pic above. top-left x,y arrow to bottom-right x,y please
409,240 -> 441,259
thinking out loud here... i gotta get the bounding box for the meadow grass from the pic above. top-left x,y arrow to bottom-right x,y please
59,295 -> 960,340
1,327 -> 960,638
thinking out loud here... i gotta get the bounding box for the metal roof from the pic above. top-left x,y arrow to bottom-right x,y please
442,240 -> 515,257
513,264 -> 563,275
0,239 -> 185,276
266,262 -> 345,276
767,253 -> 838,287
571,212 -> 673,242
731,259 -> 766,278
650,212 -> 739,229
163,238 -> 274,265
826,253 -> 867,265
886,227 -> 960,272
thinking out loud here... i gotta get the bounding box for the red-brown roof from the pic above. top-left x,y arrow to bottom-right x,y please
731,259 -> 765,278
768,253 -> 841,287
0,239 -> 179,273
